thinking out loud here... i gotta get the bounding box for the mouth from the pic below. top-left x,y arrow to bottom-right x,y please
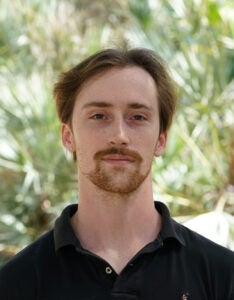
101,154 -> 135,165
94,147 -> 142,166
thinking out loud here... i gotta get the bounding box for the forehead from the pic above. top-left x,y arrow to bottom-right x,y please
75,66 -> 158,109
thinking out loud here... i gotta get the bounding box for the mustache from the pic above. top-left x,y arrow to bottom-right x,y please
94,147 -> 142,162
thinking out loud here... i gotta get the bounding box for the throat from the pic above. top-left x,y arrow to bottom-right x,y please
71,207 -> 162,274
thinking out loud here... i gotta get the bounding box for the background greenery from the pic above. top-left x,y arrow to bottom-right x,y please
0,0 -> 233,265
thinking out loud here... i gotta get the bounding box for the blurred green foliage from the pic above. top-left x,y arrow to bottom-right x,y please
0,0 -> 234,265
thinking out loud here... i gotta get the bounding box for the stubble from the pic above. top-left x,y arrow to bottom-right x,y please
87,147 -> 152,194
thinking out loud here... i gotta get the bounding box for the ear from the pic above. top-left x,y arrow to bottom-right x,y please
61,123 -> 76,153
154,132 -> 167,157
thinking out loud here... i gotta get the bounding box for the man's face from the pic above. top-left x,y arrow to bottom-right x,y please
62,66 -> 167,194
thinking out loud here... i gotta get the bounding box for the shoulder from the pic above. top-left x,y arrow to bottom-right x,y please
171,220 -> 234,299
157,200 -> 234,268
0,230 -> 54,275
174,219 -> 234,268
0,230 -> 54,298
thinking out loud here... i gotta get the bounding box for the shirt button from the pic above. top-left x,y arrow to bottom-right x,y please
105,266 -> 112,274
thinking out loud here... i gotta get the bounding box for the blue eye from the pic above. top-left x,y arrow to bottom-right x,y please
92,114 -> 105,120
133,115 -> 146,121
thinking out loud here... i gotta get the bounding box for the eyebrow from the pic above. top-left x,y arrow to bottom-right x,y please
82,102 -> 112,110
82,101 -> 152,111
129,103 -> 152,110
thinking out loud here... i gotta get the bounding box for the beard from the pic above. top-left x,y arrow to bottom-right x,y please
87,147 -> 152,194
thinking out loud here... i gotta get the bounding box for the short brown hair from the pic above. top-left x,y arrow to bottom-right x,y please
53,48 -> 177,133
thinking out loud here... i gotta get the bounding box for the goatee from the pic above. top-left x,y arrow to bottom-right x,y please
87,147 -> 151,194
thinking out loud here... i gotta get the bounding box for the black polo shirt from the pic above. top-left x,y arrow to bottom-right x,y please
0,201 -> 233,299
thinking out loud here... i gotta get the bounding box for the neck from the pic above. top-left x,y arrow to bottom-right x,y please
71,175 -> 162,273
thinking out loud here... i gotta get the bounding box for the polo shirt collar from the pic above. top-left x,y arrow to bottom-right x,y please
54,201 -> 185,252
155,201 -> 185,246
54,204 -> 80,252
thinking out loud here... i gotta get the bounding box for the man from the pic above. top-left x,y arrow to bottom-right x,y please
0,48 -> 233,299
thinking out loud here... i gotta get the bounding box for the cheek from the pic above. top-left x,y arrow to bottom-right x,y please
144,140 -> 159,161
76,142 -> 96,169
136,140 -> 157,162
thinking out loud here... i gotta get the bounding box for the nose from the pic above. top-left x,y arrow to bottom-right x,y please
108,118 -> 129,146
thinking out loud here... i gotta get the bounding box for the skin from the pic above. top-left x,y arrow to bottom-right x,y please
62,66 -> 167,274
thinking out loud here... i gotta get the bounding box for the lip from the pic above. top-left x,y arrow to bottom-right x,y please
101,154 -> 134,165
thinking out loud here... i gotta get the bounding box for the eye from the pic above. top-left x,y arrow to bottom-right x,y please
132,114 -> 147,121
91,113 -> 105,120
